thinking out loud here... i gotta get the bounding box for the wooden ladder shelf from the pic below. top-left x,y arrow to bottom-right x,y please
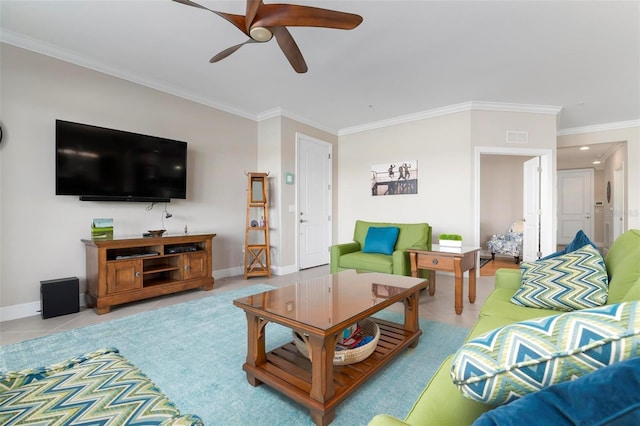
244,172 -> 271,279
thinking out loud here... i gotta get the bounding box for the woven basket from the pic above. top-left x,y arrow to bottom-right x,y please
292,318 -> 380,366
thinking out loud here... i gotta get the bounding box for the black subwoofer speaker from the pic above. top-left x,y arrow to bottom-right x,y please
40,277 -> 79,319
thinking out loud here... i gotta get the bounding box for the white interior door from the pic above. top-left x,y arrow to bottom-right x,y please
523,157 -> 541,261
297,135 -> 332,269
557,169 -> 594,245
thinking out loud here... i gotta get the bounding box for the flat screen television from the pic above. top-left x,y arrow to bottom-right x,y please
56,120 -> 187,202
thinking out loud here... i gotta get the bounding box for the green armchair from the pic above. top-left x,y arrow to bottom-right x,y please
330,220 -> 432,276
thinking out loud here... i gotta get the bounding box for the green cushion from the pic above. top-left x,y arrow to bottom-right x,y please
353,221 -> 431,251
511,244 -> 608,311
605,230 -> 640,303
451,301 -> 640,406
621,277 -> 640,302
403,355 -> 492,426
339,252 -> 394,273
605,229 -> 640,275
479,288 -> 564,324
362,226 -> 400,255
607,260 -> 640,304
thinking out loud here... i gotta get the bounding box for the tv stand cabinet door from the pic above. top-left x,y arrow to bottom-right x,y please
182,251 -> 208,280
107,260 -> 142,293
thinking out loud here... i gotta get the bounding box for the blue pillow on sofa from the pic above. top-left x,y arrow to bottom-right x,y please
362,226 -> 400,255
539,229 -> 597,260
472,356 -> 640,426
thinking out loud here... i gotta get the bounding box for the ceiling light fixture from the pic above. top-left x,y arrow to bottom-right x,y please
580,146 -> 590,151
249,26 -> 273,42
593,160 -> 601,164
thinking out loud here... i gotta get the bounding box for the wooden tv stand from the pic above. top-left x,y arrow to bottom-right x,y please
82,233 -> 216,314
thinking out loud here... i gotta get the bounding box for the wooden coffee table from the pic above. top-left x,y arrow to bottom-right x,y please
233,270 -> 428,426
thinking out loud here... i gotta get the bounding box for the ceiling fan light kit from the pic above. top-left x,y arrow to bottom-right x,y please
249,26 -> 273,42
173,0 -> 363,73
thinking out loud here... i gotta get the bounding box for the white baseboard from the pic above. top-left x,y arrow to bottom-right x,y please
213,266 -> 243,280
1,267 -> 249,323
0,294 -> 88,323
272,264 -> 298,276
0,301 -> 42,322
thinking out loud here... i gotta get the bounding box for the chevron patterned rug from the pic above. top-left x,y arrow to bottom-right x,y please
0,284 -> 468,425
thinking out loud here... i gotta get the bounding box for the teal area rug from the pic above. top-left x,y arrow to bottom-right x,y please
0,285 -> 469,425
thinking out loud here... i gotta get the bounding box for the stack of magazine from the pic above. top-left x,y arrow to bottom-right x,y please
336,323 -> 373,351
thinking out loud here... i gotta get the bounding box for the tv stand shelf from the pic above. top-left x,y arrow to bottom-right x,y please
82,233 -> 216,314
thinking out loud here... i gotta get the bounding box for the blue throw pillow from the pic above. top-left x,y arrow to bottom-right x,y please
540,229 -> 597,260
472,356 -> 640,426
362,227 -> 400,255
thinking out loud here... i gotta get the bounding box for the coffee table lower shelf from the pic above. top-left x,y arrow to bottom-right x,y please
242,317 -> 422,425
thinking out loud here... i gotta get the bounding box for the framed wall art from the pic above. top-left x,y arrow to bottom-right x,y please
371,160 -> 418,196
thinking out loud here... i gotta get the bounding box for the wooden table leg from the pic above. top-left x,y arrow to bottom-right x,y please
428,269 -> 436,296
404,290 -> 421,348
245,312 -> 266,386
469,266 -> 477,304
454,258 -> 463,315
410,252 -> 418,277
307,334 -> 336,425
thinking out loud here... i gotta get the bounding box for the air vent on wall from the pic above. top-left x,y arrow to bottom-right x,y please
506,130 -> 528,144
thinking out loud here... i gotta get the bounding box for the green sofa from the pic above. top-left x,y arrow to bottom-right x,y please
330,220 -> 431,276
369,229 -> 640,425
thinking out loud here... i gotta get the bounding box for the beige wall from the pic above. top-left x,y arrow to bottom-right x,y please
480,155 -> 532,244
0,44 -> 257,310
558,127 -> 640,233
257,116 -> 338,273
337,110 -> 558,252
337,111 -> 473,243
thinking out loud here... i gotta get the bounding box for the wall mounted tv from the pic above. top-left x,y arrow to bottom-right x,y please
56,120 -> 187,202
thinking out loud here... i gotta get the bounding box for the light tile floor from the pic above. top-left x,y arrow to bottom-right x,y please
0,265 -> 495,346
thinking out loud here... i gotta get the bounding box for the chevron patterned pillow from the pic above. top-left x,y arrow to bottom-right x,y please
0,348 -> 203,425
450,301 -> 640,406
511,243 -> 608,311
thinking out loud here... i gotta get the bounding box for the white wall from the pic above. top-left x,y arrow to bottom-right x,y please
0,44 -> 257,314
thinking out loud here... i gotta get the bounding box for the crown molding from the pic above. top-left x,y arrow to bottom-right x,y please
257,108 -> 337,135
468,101 -> 562,115
4,30 -> 633,139
557,119 -> 640,136
0,29 -> 257,122
338,102 -> 474,136
338,102 -> 562,136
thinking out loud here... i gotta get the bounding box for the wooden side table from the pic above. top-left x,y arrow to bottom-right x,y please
407,245 -> 480,315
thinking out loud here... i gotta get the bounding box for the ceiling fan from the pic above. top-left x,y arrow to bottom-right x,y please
173,0 -> 363,73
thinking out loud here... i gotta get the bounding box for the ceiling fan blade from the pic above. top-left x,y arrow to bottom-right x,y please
252,4 -> 363,30
209,40 -> 255,63
245,0 -> 262,31
172,0 -> 209,11
172,0 -> 249,35
271,26 -> 308,74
